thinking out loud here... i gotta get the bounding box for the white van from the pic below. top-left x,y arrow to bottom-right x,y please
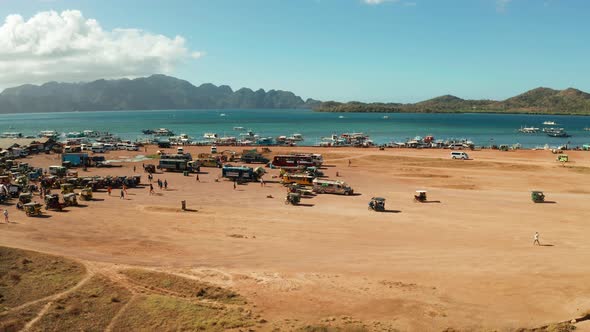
451,151 -> 469,160
91,143 -> 105,153
116,143 -> 128,150
177,147 -> 184,154
126,144 -> 139,151
103,143 -> 115,151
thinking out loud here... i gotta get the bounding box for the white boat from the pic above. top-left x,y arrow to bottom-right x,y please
383,116 -> 389,119
233,127 -> 245,131
203,133 -> 218,140
338,115 -> 345,119
543,121 -> 558,125
39,130 -> 59,138
518,126 -> 540,133
0,132 -> 23,139
584,127 -> 590,131
287,133 -> 304,141
153,128 -> 175,136
220,113 -> 226,117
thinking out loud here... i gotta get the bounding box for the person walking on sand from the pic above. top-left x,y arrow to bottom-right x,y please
123,184 -> 128,195
533,232 -> 540,246
149,183 -> 154,195
120,189 -> 125,199
133,165 -> 136,172
196,174 -> 199,182
107,186 -> 112,196
164,180 -> 168,190
348,159 -> 351,167
233,181 -> 236,190
3,209 -> 8,223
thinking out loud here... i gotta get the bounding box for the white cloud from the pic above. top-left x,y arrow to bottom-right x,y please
0,10 -> 201,87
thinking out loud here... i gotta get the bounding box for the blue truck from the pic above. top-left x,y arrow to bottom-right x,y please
221,166 -> 265,182
61,153 -> 89,167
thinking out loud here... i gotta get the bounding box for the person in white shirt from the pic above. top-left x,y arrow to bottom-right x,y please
533,232 -> 540,246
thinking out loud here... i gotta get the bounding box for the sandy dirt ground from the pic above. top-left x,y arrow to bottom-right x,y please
1,146 -> 590,331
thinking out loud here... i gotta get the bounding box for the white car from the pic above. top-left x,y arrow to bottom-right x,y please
451,151 -> 469,160
126,144 -> 139,151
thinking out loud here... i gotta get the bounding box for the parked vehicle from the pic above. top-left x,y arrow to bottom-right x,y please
368,197 -> 386,211
44,194 -> 64,211
61,183 -> 75,194
80,187 -> 93,201
91,144 -> 105,153
194,157 -> 221,168
62,153 -> 89,167
531,191 -> 545,203
450,151 -> 469,160
312,179 -> 354,195
222,166 -> 265,182
63,193 -> 78,206
285,193 -> 301,205
49,165 -> 67,177
16,192 -> 32,209
281,174 -> 315,186
271,155 -> 314,168
24,203 -> 43,217
158,159 -> 189,172
414,190 -> 428,202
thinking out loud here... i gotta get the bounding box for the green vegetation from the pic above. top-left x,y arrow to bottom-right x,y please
121,269 -> 242,304
112,294 -> 253,331
315,87 -> 590,115
30,275 -> 132,332
0,247 -> 85,311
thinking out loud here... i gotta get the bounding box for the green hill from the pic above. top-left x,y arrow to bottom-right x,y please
315,87 -> 590,115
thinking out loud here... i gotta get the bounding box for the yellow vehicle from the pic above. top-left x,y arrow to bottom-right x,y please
80,187 -> 93,201
61,183 -> 75,194
556,154 -> 568,163
24,203 -> 42,217
281,174 -> 314,186
195,157 -> 221,168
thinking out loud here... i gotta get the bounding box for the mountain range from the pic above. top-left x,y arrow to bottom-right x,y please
315,87 -> 590,115
0,74 -> 319,114
0,75 -> 589,115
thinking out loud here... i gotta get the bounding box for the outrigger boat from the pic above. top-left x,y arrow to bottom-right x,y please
518,126 -> 540,133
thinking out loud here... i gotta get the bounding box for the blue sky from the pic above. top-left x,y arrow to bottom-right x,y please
0,0 -> 588,102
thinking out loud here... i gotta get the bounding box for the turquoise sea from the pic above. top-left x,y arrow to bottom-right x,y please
1,109 -> 590,148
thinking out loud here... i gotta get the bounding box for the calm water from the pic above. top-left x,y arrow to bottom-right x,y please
1,109 -> 589,148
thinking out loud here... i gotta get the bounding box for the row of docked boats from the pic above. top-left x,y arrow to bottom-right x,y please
0,130 -> 112,140
141,127 -> 306,146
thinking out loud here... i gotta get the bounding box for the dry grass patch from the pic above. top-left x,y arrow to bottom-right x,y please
121,269 -> 242,304
299,325 -> 370,332
29,275 -> 132,332
0,302 -> 45,332
112,294 -> 253,331
0,246 -> 85,311
515,321 -> 576,332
